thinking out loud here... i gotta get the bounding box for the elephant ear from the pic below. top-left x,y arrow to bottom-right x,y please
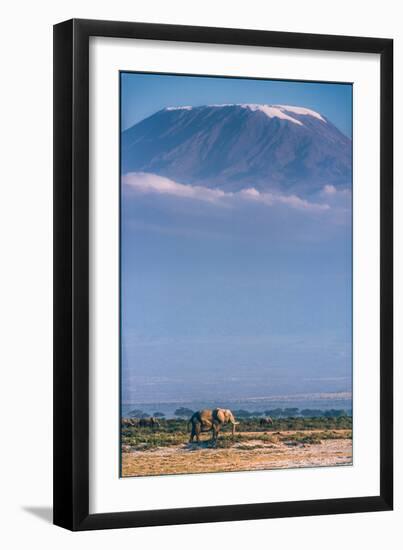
214,408 -> 225,423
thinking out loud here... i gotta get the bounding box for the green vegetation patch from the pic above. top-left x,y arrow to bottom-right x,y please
121,417 -> 352,452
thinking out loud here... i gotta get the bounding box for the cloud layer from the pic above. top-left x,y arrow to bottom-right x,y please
122,172 -> 331,212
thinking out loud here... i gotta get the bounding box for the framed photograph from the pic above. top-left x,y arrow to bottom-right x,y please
53,19 -> 393,530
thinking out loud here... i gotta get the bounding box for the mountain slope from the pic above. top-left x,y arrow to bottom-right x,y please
121,104 -> 352,195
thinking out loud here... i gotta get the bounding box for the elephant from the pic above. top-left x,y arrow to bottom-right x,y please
260,417 -> 273,427
188,408 -> 239,442
122,418 -> 137,427
151,417 -> 160,428
139,417 -> 160,428
121,418 -> 140,427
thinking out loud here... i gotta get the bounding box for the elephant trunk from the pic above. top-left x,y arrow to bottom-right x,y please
231,420 -> 239,436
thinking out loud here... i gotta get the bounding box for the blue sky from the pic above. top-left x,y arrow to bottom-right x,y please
120,73 -> 352,406
121,72 -> 352,137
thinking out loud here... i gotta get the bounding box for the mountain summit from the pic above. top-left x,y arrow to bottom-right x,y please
122,104 -> 352,195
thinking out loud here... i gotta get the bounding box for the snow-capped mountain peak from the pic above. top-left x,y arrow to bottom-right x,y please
163,103 -> 327,126
275,105 -> 327,122
225,104 -> 303,125
165,105 -> 193,111
124,103 -> 350,195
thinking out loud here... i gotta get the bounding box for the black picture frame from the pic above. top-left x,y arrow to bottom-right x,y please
53,18 -> 393,531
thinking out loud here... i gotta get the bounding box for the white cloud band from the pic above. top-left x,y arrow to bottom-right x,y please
122,172 -> 330,212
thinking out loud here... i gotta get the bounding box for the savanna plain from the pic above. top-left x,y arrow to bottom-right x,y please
121,415 -> 352,477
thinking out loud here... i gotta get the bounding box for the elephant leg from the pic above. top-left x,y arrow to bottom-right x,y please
194,422 -> 201,442
212,423 -> 221,441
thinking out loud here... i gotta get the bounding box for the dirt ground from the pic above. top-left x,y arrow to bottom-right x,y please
121,430 -> 352,477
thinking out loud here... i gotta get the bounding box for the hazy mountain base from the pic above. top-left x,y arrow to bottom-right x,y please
121,417 -> 352,477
